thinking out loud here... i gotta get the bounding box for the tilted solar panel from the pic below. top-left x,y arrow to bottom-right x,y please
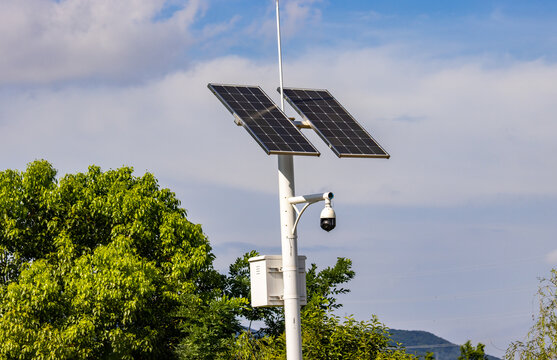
208,84 -> 320,156
280,88 -> 389,158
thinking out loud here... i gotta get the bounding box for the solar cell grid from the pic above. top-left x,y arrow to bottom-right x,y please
281,88 -> 389,158
208,84 -> 320,156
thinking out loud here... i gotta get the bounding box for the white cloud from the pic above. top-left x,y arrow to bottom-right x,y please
0,0 -> 203,84
546,249 -> 557,265
1,48 -> 557,207
282,0 -> 322,36
242,0 -> 323,42
283,49 -> 557,205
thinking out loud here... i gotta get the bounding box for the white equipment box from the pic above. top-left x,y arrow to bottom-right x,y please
248,255 -> 307,307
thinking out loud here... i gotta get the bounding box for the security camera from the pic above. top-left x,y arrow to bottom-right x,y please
320,201 -> 336,232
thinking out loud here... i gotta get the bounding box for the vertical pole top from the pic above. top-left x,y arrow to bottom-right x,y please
276,0 -> 285,111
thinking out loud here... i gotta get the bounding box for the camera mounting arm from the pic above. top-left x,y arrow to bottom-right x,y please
288,192 -> 334,235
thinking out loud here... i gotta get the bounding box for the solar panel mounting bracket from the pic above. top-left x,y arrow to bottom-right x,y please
233,116 -> 244,126
292,119 -> 312,129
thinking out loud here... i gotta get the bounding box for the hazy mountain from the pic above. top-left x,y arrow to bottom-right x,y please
389,329 -> 501,360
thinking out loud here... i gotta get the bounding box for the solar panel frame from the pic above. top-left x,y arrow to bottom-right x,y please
280,87 -> 390,159
208,84 -> 320,157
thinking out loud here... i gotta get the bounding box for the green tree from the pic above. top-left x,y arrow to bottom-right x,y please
424,352 -> 436,360
505,269 -> 557,360
225,250 -> 282,335
301,300 -> 415,360
230,298 -> 415,360
0,160 -> 243,359
458,340 -> 488,360
305,256 -> 355,310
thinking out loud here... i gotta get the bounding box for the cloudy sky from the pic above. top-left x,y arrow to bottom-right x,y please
1,0 -> 557,357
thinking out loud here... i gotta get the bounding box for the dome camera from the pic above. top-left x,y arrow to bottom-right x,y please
320,202 -> 336,232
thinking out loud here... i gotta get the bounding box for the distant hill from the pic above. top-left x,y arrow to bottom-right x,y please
389,329 -> 501,360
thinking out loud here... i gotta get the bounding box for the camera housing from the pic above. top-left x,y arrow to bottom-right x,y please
320,203 -> 336,232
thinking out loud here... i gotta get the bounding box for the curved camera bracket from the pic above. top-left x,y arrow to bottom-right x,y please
288,192 -> 334,235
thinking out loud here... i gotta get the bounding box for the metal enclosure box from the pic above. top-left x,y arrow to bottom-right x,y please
248,255 -> 307,307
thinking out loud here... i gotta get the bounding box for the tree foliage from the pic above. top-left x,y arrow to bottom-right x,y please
0,160 -> 242,359
505,269 -> 557,360
302,301 -> 414,360
229,297 -> 415,360
458,340 -> 488,360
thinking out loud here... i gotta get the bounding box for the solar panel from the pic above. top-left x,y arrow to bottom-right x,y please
208,84 -> 320,156
280,88 -> 390,158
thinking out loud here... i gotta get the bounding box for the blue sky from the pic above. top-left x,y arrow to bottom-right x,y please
188,0 -> 557,62
1,0 -> 557,357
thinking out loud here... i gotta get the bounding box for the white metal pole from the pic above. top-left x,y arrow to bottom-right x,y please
276,0 -> 285,111
278,156 -> 302,360
276,1 -> 303,359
